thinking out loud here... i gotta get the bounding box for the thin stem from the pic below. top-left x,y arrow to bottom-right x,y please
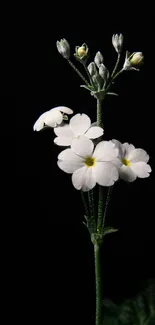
88,189 -> 95,218
102,186 -> 113,231
82,62 -> 95,87
97,186 -> 103,233
111,54 -> 121,78
97,98 -> 103,127
112,68 -> 124,80
105,68 -> 123,94
94,244 -> 102,325
81,191 -> 89,218
67,59 -> 89,86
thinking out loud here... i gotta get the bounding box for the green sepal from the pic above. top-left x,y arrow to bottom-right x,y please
103,227 -> 118,237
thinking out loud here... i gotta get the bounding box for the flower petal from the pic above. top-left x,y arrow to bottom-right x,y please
94,141 -> 118,161
123,142 -> 135,158
54,124 -> 74,146
71,135 -> 94,157
130,162 -> 151,178
54,136 -> 73,146
127,148 -> 150,163
85,126 -> 104,139
112,139 -> 125,159
52,106 -> 73,114
72,166 -> 96,191
119,165 -> 137,182
70,113 -> 91,136
33,112 -> 47,131
58,149 -> 84,173
44,110 -> 63,127
94,162 -> 118,186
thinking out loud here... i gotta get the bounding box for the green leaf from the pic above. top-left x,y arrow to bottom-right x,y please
103,227 -> 119,237
80,85 -> 94,92
107,92 -> 119,96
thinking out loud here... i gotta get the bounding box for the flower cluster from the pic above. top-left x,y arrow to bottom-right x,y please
34,108 -> 151,191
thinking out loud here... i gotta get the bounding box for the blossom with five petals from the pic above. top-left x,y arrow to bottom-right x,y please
54,113 -> 104,146
112,139 -> 151,182
57,135 -> 119,191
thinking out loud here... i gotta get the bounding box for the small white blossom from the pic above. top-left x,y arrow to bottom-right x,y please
112,139 -> 151,182
112,34 -> 123,53
57,135 -> 119,191
54,113 -> 104,146
33,106 -> 73,131
94,51 -> 104,68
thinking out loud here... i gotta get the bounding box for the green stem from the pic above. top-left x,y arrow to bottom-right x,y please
82,62 -> 95,87
97,186 -> 103,233
111,54 -> 121,78
88,190 -> 95,218
81,191 -> 89,218
112,68 -> 123,80
94,244 -> 102,325
102,186 -> 113,232
67,59 -> 89,86
97,98 -> 103,127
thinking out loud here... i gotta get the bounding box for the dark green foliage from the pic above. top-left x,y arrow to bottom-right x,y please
103,280 -> 155,325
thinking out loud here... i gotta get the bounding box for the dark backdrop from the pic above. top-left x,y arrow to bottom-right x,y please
14,9 -> 155,325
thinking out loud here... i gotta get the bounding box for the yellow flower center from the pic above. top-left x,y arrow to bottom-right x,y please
85,157 -> 96,167
122,158 -> 131,166
77,46 -> 87,57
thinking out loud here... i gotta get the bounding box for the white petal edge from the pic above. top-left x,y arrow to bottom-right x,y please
127,148 -> 149,163
71,135 -> 94,157
72,166 -> 96,191
44,110 -> 63,127
33,112 -> 47,131
94,162 -> 118,186
52,106 -> 73,114
70,113 -> 91,136
94,141 -> 118,162
119,165 -> 137,182
85,126 -> 104,139
130,162 -> 151,178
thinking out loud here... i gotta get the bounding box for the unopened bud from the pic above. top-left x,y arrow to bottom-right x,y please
87,62 -> 96,76
123,51 -> 144,70
75,43 -> 89,60
99,63 -> 109,80
94,51 -> 104,68
56,38 -> 70,59
130,52 -> 144,66
112,34 -> 123,53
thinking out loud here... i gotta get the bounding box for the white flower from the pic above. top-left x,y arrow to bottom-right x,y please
33,106 -> 73,131
112,34 -> 123,53
54,113 -> 104,146
112,139 -> 151,182
57,135 -> 119,191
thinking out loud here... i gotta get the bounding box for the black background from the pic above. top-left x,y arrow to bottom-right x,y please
14,8 -> 155,325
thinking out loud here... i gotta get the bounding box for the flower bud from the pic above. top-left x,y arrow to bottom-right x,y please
87,62 -> 97,76
74,43 -> 89,60
99,63 -> 109,80
130,52 -> 144,66
56,38 -> 70,59
123,51 -> 144,70
94,51 -> 104,68
112,34 -> 123,53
